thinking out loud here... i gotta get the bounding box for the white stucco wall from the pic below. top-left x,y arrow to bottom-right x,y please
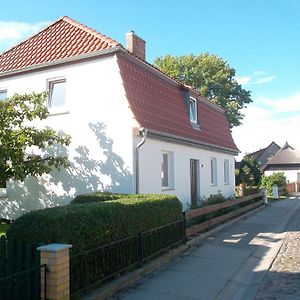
0,55 -> 135,219
265,170 -> 300,183
135,136 -> 236,210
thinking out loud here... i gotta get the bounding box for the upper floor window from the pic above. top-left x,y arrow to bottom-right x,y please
48,78 -> 66,108
0,89 -> 7,101
161,151 -> 174,189
210,157 -> 218,185
224,159 -> 230,184
189,97 -> 197,123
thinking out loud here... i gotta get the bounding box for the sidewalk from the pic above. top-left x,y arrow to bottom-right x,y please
114,197 -> 300,300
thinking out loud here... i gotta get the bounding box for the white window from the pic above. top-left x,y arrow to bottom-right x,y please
224,159 -> 230,184
210,157 -> 218,185
0,89 -> 7,101
189,97 -> 197,123
48,78 -> 66,108
161,151 -> 174,189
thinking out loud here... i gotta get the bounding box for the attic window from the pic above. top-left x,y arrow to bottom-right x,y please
0,89 -> 7,101
189,97 -> 197,123
48,78 -> 66,108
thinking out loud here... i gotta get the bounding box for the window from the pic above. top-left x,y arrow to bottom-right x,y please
48,78 -> 66,108
0,89 -> 7,101
224,159 -> 230,184
161,151 -> 174,189
210,157 -> 218,185
189,97 -> 197,123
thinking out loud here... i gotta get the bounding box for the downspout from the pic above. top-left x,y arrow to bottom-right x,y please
135,128 -> 148,194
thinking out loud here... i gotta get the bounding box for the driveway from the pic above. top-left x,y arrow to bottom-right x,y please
114,197 -> 300,300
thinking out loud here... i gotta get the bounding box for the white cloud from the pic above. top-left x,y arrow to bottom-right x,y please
235,76 -> 251,85
235,71 -> 276,86
232,92 -> 300,160
261,92 -> 300,113
0,21 -> 49,52
253,75 -> 276,84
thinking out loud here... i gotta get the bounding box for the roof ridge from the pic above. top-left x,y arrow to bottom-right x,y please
0,16 -> 119,58
0,19 -> 54,56
61,16 -> 120,47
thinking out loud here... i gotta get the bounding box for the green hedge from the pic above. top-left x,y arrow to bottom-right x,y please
70,191 -> 130,204
7,194 -> 182,253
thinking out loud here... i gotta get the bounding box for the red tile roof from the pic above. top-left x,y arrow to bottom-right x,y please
118,54 -> 238,152
0,16 -> 119,73
0,16 -> 238,152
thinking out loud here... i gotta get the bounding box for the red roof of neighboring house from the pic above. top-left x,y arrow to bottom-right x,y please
118,54 -> 238,152
0,16 -> 119,73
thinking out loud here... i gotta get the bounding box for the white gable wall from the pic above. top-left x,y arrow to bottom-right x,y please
0,55 -> 135,220
135,136 -> 236,210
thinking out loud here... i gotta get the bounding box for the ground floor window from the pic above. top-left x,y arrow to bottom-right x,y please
210,157 -> 218,185
224,159 -> 230,184
161,151 -> 174,189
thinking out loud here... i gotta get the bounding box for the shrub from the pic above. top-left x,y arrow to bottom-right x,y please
71,191 -> 129,204
7,194 -> 183,254
260,173 -> 287,196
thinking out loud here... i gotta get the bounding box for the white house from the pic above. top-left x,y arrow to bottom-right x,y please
264,142 -> 300,184
0,16 -> 239,219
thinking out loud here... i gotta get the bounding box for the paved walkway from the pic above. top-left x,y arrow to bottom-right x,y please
255,197 -> 300,300
114,197 -> 300,300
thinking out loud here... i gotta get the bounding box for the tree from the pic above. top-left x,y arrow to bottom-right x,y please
235,157 -> 262,187
260,173 -> 287,196
154,53 -> 252,128
0,92 -> 71,188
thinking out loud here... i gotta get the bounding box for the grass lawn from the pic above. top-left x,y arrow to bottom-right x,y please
0,224 -> 9,236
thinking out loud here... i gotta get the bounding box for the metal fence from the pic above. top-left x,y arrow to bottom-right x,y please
70,218 -> 186,298
0,236 -> 45,300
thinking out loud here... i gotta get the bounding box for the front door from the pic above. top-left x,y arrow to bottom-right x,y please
190,159 -> 200,207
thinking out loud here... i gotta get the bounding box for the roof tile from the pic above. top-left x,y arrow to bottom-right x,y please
0,16 -> 119,73
118,55 -> 238,152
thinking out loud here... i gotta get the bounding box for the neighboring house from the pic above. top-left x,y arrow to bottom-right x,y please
0,16 -> 239,219
264,142 -> 300,184
244,141 -> 280,171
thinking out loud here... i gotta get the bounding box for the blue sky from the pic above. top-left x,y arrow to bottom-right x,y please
1,0 -> 300,156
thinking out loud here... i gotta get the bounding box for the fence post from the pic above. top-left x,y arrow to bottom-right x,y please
262,189 -> 268,205
37,243 -> 72,300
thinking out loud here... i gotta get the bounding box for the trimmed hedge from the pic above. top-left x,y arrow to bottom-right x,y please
70,191 -> 130,204
70,192 -> 173,205
7,194 -> 183,253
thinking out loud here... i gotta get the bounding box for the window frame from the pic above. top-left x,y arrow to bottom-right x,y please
224,159 -> 230,185
0,89 -> 8,101
210,157 -> 218,186
189,97 -> 198,124
47,77 -> 66,109
161,151 -> 174,190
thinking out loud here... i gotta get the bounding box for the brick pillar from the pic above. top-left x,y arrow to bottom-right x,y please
37,243 -> 72,300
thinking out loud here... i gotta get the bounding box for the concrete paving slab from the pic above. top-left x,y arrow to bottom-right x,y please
189,241 -> 252,261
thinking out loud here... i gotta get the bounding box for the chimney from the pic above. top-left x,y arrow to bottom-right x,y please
126,31 -> 146,61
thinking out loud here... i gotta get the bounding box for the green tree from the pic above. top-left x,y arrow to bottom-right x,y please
0,92 -> 71,188
260,173 -> 287,196
154,53 -> 252,128
236,157 -> 262,186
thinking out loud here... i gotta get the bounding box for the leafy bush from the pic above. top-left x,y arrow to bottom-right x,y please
71,191 -> 129,204
7,194 -> 183,253
260,173 -> 287,196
